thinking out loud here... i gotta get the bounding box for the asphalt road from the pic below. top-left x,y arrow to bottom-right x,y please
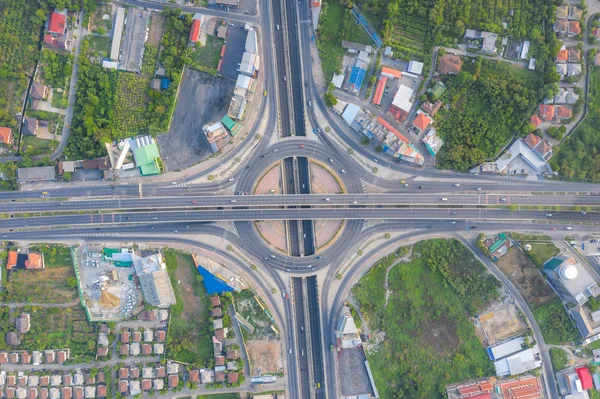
292,278 -> 311,399
5,193 -> 600,213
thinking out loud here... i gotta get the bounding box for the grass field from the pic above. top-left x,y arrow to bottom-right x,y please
29,244 -> 73,268
21,135 -> 59,155
190,36 -> 224,70
51,91 -> 64,108
317,0 -> 375,81
523,242 -> 559,268
533,299 -> 579,345
353,239 -> 498,398
550,348 -> 568,371
164,250 -> 213,367
87,35 -> 112,59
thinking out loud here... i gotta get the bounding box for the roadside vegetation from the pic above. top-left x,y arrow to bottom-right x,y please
316,0 -> 374,81
353,239 -> 499,398
533,299 -> 579,345
551,68 -> 600,181
549,348 -> 568,371
436,58 -> 542,171
163,250 -> 213,368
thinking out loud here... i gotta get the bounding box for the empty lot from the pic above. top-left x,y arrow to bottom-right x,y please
157,67 -> 234,171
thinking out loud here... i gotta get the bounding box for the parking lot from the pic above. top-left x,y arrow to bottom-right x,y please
78,245 -> 143,321
220,24 -> 248,80
157,67 -> 235,171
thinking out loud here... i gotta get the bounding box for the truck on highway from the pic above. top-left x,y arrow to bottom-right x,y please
330,344 -> 334,352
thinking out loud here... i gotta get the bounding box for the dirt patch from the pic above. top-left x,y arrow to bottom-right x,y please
476,302 -> 528,345
423,317 -> 460,356
314,219 -> 343,250
310,162 -> 343,194
157,68 -> 235,171
254,162 -> 282,194
245,339 -> 283,375
496,248 -> 556,309
148,13 -> 165,46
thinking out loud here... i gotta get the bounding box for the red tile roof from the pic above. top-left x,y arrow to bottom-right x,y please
155,330 -> 166,342
524,133 -> 541,149
556,105 -> 572,119
189,19 -> 201,43
438,54 -> 462,75
576,366 -> 593,390
168,375 -> 178,388
372,76 -> 387,106
387,104 -> 409,123
142,344 -> 152,355
556,48 -> 568,61
468,394 -> 491,399
121,332 -> 130,343
7,251 -> 17,270
215,356 -> 225,366
210,296 -> 221,306
569,20 -> 581,35
539,104 -> 555,120
227,372 -> 238,383
48,11 -> 66,34
530,115 -> 542,127
412,112 -> 432,131
96,386 -> 106,398
381,67 -> 402,79
0,127 -> 12,145
189,370 -> 199,383
377,117 -> 409,143
569,48 -> 581,61
141,380 -> 152,391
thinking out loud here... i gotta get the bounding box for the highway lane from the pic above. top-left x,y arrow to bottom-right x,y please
5,193 -> 600,213
292,278 -> 311,399
307,275 -> 325,399
3,207 -> 599,229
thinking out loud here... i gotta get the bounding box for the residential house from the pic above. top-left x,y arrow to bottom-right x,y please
568,20 -> 581,36
213,319 -> 223,330
556,48 -> 568,62
96,347 -> 108,357
129,343 -> 140,356
156,366 -> 166,378
119,345 -> 129,356
227,373 -> 239,384
117,381 -> 128,395
555,19 -> 568,35
189,370 -> 199,384
61,388 -> 71,399
45,9 -> 72,50
129,381 -> 141,396
143,329 -> 153,342
215,371 -> 225,383
142,344 -> 152,355
210,308 -> 222,318
556,63 -> 568,79
438,54 -> 462,75
421,100 -> 442,116
0,127 -> 12,145
142,367 -> 154,379
129,368 -> 139,379
140,380 -> 151,392
167,362 -> 179,374
84,387 -> 95,399
0,352 -> 7,364
22,117 -> 38,136
226,350 -> 239,360
227,361 -> 237,371
121,331 -> 130,343
569,6 -> 583,20
214,329 -> 226,341
155,330 -> 166,342
569,48 -> 581,62
555,105 -> 573,120
62,374 -> 72,386
31,83 -> 48,100
539,104 -> 555,121
32,352 -> 42,365
210,296 -> 221,307
215,356 -> 225,366
567,63 -> 582,77
21,353 -> 31,364
189,14 -> 204,44
411,112 -> 432,133
153,379 -> 163,391
132,331 -> 141,342
57,350 -> 67,364
153,343 -> 164,355
118,368 -> 128,379
530,115 -> 542,128
6,333 -> 20,346
556,5 -> 569,19
168,375 -> 179,388
96,386 -> 106,399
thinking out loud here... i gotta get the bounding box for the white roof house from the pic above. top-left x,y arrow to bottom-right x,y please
495,139 -> 548,175
342,103 -> 361,125
238,52 -> 260,76
520,41 -> 531,59
407,60 -> 424,75
245,28 -> 258,54
331,73 -> 345,89
487,336 -> 524,360
110,7 -> 125,61
493,346 -> 542,376
391,85 -> 414,113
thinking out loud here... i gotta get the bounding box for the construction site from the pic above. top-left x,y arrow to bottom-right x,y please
77,246 -> 142,321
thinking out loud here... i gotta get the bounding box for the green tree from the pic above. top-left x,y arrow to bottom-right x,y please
324,91 -> 337,107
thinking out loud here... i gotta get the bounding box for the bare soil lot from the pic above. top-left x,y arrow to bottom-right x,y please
3,267 -> 77,304
496,248 -> 556,309
476,303 -> 528,345
157,68 -> 234,171
245,339 -> 283,375
148,13 -> 165,46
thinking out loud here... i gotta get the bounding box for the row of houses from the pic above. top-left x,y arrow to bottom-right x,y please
117,328 -> 166,358
0,371 -> 108,399
0,350 -> 69,365
228,26 -> 259,121
335,101 -> 424,165
209,295 -> 242,386
446,375 -> 543,399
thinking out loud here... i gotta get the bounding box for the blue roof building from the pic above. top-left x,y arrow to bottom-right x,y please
347,66 -> 366,93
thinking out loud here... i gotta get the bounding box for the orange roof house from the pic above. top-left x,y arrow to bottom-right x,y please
539,104 -> 555,120
7,251 -> 18,270
372,76 -> 387,106
0,127 -> 12,145
189,19 -> 201,43
25,253 -> 44,269
530,115 -> 542,127
438,54 -> 462,75
569,20 -> 581,35
555,105 -> 572,119
380,67 -> 402,79
524,133 -> 541,149
555,19 -> 568,33
556,48 -> 568,61
412,112 -> 432,132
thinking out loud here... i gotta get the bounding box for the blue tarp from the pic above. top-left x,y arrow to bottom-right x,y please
197,265 -> 234,295
348,66 -> 366,92
161,78 -> 170,89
